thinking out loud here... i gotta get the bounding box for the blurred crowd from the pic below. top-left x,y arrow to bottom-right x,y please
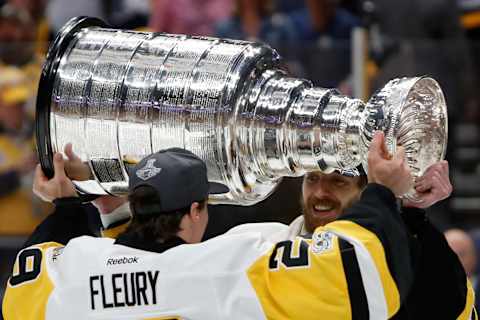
0,0 -> 480,314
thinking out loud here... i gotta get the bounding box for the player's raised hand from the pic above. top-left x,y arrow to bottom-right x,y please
64,143 -> 92,181
33,153 -> 78,202
403,160 -> 452,208
367,131 -> 413,197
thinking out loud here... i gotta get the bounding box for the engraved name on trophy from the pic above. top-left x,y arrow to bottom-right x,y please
36,17 -> 447,205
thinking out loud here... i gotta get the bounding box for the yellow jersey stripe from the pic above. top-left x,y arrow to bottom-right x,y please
457,278 -> 475,320
247,236 -> 352,319
3,242 -> 63,320
326,220 -> 400,318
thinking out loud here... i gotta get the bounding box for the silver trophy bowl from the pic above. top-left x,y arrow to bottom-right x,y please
36,17 -> 448,205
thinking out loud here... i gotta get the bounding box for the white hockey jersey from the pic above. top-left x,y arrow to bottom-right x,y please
3,185 -> 476,320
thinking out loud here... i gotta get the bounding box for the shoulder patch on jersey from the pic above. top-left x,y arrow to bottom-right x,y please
311,231 -> 334,254
51,246 -> 64,262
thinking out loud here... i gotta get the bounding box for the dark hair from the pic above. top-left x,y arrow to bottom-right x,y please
125,185 -> 206,242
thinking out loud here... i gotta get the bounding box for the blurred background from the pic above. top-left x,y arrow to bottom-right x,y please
0,0 -> 479,315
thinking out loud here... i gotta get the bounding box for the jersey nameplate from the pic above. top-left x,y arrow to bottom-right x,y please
89,270 -> 159,310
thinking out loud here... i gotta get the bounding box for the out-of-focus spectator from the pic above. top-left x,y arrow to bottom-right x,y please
445,228 -> 479,308
339,0 -> 363,16
6,0 -> 49,55
0,68 -> 31,134
285,0 -> 360,88
0,66 -> 50,235
215,0 -> 301,48
150,0 -> 233,36
369,0 -> 478,124
7,0 -> 46,22
0,4 -> 36,67
0,4 -> 44,118
216,0 -> 359,45
108,0 -> 150,30
275,0 -> 305,12
289,0 -> 360,43
46,0 -> 107,35
457,0 -> 480,121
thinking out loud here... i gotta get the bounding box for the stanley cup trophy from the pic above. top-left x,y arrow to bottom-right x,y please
36,17 -> 448,205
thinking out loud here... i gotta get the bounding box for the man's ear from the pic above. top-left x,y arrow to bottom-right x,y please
189,202 -> 201,221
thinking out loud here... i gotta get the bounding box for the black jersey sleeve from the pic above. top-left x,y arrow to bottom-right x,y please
336,183 -> 414,310
23,198 -> 99,247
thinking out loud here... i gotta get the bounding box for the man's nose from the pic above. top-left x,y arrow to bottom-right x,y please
312,179 -> 332,198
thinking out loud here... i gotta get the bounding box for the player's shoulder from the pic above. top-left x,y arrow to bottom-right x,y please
154,224 -> 289,270
225,222 -> 289,237
20,236 -> 114,265
24,235 -> 114,250
66,235 -> 115,248
21,236 -> 115,268
24,241 -> 64,251
55,236 -> 117,262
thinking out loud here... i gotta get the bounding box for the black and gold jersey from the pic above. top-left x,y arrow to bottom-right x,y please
3,184 -> 476,319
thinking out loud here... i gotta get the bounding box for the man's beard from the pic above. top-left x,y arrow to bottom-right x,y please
300,195 -> 356,233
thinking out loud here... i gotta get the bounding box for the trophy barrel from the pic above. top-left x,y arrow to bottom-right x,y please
36,16 -> 286,204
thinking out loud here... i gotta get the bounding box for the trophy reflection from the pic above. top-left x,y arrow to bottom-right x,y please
36,17 -> 447,205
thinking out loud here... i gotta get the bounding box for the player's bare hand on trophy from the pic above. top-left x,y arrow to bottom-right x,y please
402,160 -> 452,208
33,152 -> 78,202
63,143 -> 92,181
367,131 -> 413,197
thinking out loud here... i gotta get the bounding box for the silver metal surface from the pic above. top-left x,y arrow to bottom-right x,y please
46,23 -> 448,205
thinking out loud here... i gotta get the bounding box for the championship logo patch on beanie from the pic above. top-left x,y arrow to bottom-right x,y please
136,159 -> 162,181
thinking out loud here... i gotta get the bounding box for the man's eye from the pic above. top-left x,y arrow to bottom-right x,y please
335,180 -> 347,187
306,175 -> 318,183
